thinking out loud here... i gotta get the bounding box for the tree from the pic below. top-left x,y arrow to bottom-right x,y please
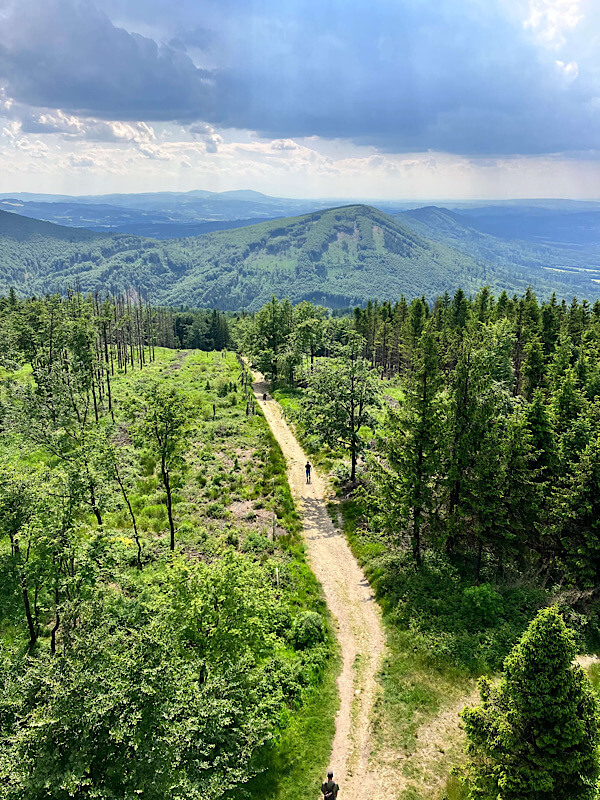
445,343 -> 483,553
373,329 -> 444,565
293,301 -> 326,372
558,432 -> 600,586
524,389 -> 557,481
0,554 -> 289,800
0,462 -> 44,652
523,336 -> 546,399
300,334 -> 380,482
461,606 -> 600,800
130,382 -> 190,551
244,296 -> 294,383
498,414 -> 542,567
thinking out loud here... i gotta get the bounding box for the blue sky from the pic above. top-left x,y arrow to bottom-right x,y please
0,0 -> 598,198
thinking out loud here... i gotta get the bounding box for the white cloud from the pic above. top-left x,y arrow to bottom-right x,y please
14,137 -> 49,158
68,154 -> 97,168
556,59 -> 579,79
188,121 -> 223,153
526,0 -> 583,46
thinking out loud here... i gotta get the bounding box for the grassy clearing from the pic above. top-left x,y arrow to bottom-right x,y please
0,348 -> 338,800
117,351 -> 340,798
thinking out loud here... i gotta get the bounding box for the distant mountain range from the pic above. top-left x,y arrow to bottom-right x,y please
1,190 -> 599,253
0,190 -> 338,238
451,205 -> 600,247
398,206 -> 600,278
1,202 -> 600,309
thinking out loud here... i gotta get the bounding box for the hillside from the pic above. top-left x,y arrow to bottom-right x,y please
399,206 -> 600,294
1,204 -> 599,308
456,204 -> 600,246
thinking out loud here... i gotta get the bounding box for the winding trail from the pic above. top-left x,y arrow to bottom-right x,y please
252,375 -> 385,800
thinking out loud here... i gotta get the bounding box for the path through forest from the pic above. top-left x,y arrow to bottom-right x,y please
252,375 -> 386,800
254,374 -> 600,799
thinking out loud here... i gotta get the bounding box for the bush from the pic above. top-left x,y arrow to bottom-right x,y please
375,550 -> 546,671
291,611 -> 327,650
331,460 -> 351,486
461,584 -> 504,630
240,530 -> 274,555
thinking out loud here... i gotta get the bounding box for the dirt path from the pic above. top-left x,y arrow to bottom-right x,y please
252,376 -> 385,800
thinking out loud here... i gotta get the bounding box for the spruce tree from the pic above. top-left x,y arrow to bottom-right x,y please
524,389 -> 557,480
446,343 -> 483,553
559,432 -> 600,586
375,329 -> 444,565
461,606 -> 600,800
523,336 -> 546,399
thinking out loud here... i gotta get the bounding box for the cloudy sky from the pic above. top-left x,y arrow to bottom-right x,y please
0,0 -> 599,198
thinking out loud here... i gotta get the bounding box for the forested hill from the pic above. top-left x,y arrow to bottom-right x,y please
1,204 -> 599,309
0,208 -> 104,243
399,206 -> 600,291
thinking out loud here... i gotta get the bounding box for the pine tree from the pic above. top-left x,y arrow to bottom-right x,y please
541,294 -> 560,357
559,432 -> 600,586
523,336 -> 546,399
375,329 -> 444,565
500,415 -> 542,563
524,389 -> 557,480
461,606 -> 600,800
446,344 -> 482,553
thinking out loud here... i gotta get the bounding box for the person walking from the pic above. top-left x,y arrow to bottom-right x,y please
305,461 -> 312,484
321,770 -> 339,799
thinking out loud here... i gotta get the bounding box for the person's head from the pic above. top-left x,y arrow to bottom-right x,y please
327,771 -> 333,780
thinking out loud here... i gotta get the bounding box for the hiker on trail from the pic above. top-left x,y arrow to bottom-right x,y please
263,392 -> 267,401
321,771 -> 339,799
305,461 -> 312,484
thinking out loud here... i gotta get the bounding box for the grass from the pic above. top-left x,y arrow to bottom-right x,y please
587,662 -> 600,693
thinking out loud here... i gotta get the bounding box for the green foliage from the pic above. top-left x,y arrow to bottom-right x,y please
0,313 -> 335,800
365,548 -> 545,671
0,554 -> 313,800
299,334 -> 381,480
291,611 -> 327,650
558,432 -> 600,586
371,329 -> 444,564
461,607 -> 600,800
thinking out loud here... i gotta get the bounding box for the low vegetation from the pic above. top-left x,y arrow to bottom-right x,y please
0,292 -> 336,799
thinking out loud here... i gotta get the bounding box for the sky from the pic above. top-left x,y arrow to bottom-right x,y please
0,0 -> 599,199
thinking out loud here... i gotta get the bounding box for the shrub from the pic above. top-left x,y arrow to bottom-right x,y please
291,611 -> 327,650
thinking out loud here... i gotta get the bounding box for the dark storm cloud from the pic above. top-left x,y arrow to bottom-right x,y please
0,0 -> 598,155
0,0 -> 213,121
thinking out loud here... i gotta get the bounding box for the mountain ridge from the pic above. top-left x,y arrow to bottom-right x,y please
1,203 -> 599,309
